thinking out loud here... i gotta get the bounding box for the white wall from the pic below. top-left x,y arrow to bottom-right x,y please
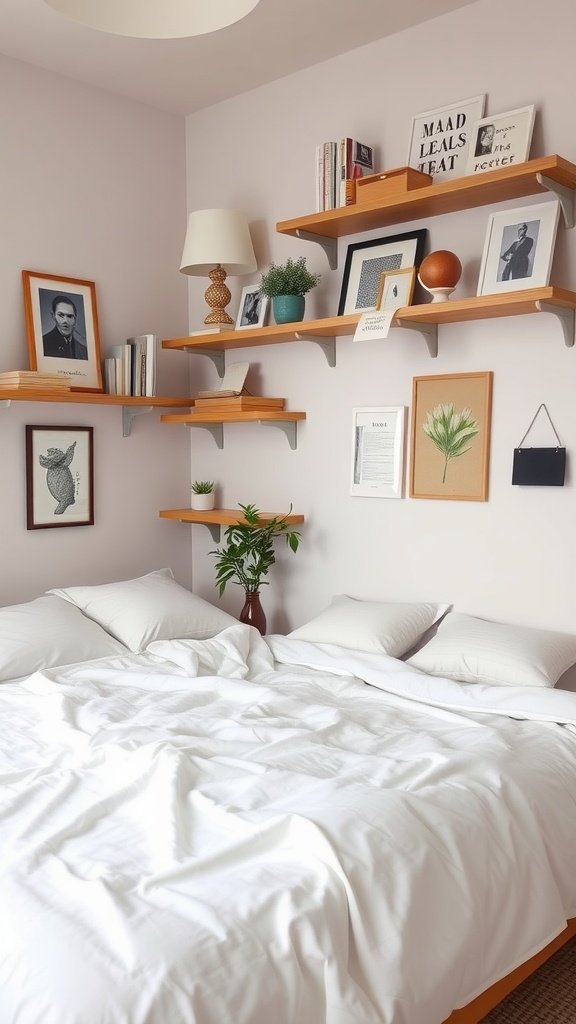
183,0 -> 576,634
0,55 -> 192,604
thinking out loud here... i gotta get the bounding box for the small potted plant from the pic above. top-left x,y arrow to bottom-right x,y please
191,480 -> 215,511
260,256 -> 321,325
210,502 -> 300,634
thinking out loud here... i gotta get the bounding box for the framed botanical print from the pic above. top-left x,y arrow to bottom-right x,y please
26,425 -> 94,529
22,271 -> 103,391
410,372 -> 493,501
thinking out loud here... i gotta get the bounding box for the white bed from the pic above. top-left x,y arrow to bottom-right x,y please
1,572 -> 576,1024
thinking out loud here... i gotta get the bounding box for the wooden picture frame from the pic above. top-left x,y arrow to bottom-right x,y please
22,271 -> 103,391
476,200 -> 560,296
351,406 -> 406,499
410,372 -> 492,501
466,105 -> 536,176
235,285 -> 268,329
376,267 -> 416,310
338,229 -> 427,315
407,94 -> 485,180
25,424 -> 94,529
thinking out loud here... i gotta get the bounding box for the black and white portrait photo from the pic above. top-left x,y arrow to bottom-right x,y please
498,219 -> 539,282
474,123 -> 495,156
235,286 -> 268,330
22,270 -> 104,389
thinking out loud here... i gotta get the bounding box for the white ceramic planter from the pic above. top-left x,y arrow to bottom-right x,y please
191,492 -> 215,511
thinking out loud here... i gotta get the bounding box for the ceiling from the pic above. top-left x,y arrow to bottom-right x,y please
0,0 -> 477,115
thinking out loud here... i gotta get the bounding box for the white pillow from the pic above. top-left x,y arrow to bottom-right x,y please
0,594 -> 127,682
49,568 -> 237,653
288,595 -> 450,658
407,612 -> 576,688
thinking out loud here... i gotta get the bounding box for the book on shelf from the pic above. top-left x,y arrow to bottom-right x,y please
193,395 -> 285,412
195,361 -> 250,400
189,327 -> 231,336
315,137 -> 375,211
0,370 -> 72,390
105,335 -> 156,397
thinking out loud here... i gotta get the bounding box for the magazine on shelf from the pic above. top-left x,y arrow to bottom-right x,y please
195,361 -> 250,400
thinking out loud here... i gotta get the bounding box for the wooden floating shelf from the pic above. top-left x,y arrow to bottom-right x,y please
0,390 -> 194,436
276,155 -> 576,241
159,507 -> 305,542
162,287 -> 576,364
160,409 -> 306,449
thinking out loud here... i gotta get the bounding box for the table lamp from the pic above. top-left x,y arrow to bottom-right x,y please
180,209 -> 257,326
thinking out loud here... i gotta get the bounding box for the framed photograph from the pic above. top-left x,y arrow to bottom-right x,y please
338,229 -> 427,315
466,105 -> 536,176
352,406 -> 406,498
410,372 -> 493,501
25,425 -> 94,529
22,271 -> 103,391
376,268 -> 416,310
235,285 -> 269,329
477,199 -> 560,296
407,94 -> 485,180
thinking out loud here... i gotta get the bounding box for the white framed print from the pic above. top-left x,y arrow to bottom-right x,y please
407,94 -> 485,181
477,199 -> 560,296
351,406 -> 406,498
466,105 -> 536,176
235,285 -> 268,329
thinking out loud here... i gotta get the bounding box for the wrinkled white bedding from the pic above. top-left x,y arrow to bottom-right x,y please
1,624 -> 576,1024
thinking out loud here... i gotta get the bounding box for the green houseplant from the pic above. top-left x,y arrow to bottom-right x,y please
191,479 -> 215,511
211,503 -> 300,634
260,256 -> 321,325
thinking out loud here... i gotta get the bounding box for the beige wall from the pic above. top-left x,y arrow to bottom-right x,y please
0,55 -> 192,604
184,0 -> 576,633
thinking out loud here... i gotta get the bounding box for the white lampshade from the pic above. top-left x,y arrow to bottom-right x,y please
44,0 -> 261,39
180,209 -> 257,277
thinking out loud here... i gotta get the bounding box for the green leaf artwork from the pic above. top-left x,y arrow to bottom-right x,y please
422,403 -> 479,484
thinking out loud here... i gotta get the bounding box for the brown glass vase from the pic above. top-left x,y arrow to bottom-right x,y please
239,591 -> 267,635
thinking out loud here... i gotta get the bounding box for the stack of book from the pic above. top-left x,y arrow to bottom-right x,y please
0,370 -> 72,390
105,334 -> 156,397
192,396 -> 285,414
315,137 -> 375,211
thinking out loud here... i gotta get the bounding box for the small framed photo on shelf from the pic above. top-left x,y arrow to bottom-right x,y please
22,271 -> 103,391
376,267 -> 416,311
25,424 -> 94,530
409,372 -> 493,502
466,105 -> 536,176
351,406 -> 406,499
338,229 -> 427,315
235,285 -> 268,329
477,199 -> 560,296
407,94 -> 485,180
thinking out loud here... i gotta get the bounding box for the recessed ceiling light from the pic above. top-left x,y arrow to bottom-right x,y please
43,0 -> 262,39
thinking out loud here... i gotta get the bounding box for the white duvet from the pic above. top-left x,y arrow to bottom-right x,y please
1,623 -> 576,1024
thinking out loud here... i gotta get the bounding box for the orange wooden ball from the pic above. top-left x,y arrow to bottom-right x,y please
419,250 -> 462,289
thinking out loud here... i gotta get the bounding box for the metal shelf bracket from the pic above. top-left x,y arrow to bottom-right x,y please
121,405 -> 153,437
259,419 -> 299,449
396,322 -> 438,358
536,174 -> 575,228
294,332 -> 336,367
179,520 -> 221,542
188,423 -> 224,448
184,348 -> 225,378
0,400 -> 11,409
294,229 -> 338,270
535,301 -> 575,347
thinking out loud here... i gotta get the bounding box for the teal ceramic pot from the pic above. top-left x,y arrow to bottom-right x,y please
272,294 -> 305,324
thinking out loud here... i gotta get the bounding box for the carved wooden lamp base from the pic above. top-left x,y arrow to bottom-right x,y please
204,264 -> 234,325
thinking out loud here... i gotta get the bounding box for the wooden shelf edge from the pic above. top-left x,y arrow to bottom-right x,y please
276,155 -> 576,239
160,508 -> 304,525
160,410 -> 306,425
0,390 -> 194,406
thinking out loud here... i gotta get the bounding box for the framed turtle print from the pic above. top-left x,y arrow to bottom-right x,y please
26,425 -> 94,529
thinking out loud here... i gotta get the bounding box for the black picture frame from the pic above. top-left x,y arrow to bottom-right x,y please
338,229 -> 428,316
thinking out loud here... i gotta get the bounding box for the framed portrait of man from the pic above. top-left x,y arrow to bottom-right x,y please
22,270 -> 104,391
